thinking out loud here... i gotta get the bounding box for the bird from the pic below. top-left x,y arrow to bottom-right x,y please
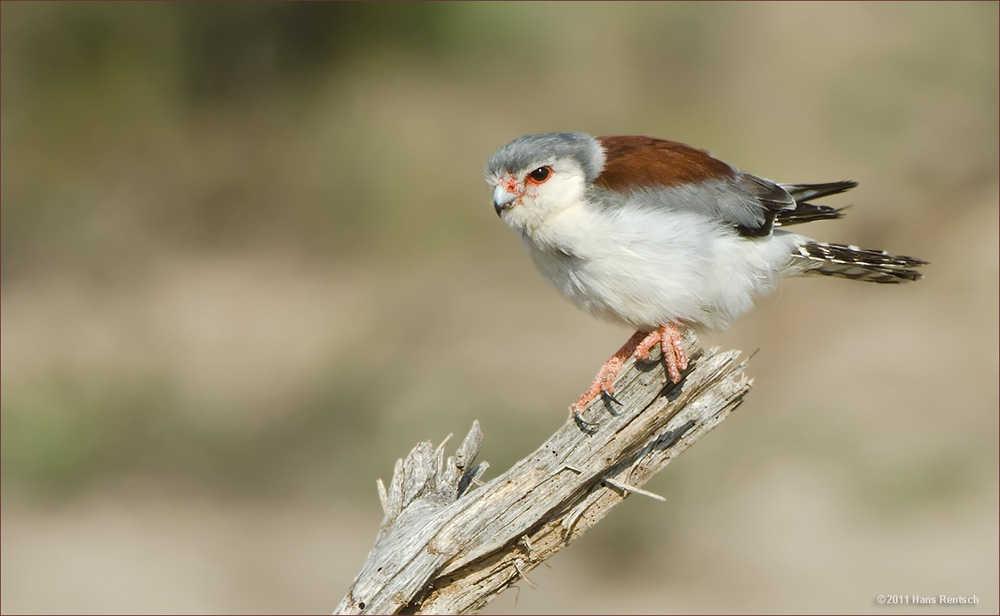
484,132 -> 926,419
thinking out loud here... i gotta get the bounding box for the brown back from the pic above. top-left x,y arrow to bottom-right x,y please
594,136 -> 735,192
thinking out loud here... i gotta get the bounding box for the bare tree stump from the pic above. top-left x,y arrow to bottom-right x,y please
335,331 -> 751,615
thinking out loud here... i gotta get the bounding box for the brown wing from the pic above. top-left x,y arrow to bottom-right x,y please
593,135 -> 736,191
594,135 -> 798,236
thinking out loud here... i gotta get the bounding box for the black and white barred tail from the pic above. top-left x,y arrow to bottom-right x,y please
794,241 -> 927,284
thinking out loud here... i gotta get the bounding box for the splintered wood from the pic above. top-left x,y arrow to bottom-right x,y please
335,331 -> 750,615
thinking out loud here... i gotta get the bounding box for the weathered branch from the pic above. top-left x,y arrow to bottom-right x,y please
334,331 -> 751,615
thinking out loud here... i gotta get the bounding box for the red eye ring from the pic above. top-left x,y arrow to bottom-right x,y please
526,166 -> 552,185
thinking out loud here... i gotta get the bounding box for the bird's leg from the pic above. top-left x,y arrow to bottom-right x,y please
662,322 -> 689,383
571,330 -> 648,418
570,324 -> 689,423
633,328 -> 663,359
633,323 -> 689,383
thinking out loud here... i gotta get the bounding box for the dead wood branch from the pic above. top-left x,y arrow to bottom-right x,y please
335,331 -> 750,615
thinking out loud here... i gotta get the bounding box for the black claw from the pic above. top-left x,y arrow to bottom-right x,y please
601,389 -> 622,406
572,410 -> 600,430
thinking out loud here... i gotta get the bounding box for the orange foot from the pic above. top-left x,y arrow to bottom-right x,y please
571,323 -> 689,421
634,322 -> 689,383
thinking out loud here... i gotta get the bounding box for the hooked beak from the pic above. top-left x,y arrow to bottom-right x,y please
493,184 -> 518,217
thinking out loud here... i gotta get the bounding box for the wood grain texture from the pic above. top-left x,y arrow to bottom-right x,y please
334,331 -> 750,615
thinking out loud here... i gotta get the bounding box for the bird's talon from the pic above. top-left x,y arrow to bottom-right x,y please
572,409 -> 600,429
601,389 -> 622,406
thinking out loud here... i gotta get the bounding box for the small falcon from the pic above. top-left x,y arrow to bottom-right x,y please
485,132 -> 926,418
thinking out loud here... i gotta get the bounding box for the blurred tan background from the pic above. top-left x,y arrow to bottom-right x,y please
2,2 -> 997,614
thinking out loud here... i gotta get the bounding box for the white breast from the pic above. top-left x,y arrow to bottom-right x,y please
520,196 -> 801,331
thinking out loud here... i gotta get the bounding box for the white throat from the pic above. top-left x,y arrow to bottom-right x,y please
501,161 -> 590,238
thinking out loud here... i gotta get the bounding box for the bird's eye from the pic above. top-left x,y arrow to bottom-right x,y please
527,166 -> 552,184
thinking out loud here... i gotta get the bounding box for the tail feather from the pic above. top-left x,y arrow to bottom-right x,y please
776,181 -> 857,227
776,202 -> 849,226
781,181 -> 858,202
794,241 -> 927,284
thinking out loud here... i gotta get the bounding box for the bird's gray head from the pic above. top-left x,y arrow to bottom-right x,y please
485,132 -> 606,233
